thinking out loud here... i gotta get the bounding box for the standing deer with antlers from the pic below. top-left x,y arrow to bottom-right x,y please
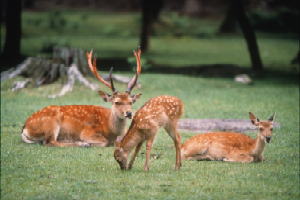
114,95 -> 184,171
181,112 -> 276,163
21,48 -> 142,147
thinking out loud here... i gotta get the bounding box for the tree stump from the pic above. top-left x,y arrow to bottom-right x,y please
1,46 -> 141,97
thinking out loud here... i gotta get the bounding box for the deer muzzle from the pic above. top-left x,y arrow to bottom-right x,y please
125,111 -> 132,119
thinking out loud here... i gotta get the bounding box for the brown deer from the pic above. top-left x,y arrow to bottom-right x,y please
21,48 -> 142,147
114,95 -> 184,171
181,112 -> 275,163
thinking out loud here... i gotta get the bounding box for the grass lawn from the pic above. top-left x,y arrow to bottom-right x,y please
1,10 -> 299,200
1,72 -> 299,200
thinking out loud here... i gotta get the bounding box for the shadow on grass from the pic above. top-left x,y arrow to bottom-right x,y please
98,57 -> 299,85
1,56 -> 298,85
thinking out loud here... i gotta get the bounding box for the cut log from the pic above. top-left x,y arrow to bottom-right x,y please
178,119 -> 280,133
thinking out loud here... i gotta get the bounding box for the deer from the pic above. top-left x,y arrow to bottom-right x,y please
114,95 -> 184,171
181,112 -> 276,163
21,48 -> 142,147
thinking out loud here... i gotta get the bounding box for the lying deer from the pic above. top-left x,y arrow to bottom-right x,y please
181,112 -> 275,163
114,95 -> 184,171
21,48 -> 142,147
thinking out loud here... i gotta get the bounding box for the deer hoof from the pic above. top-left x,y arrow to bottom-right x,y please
77,142 -> 91,147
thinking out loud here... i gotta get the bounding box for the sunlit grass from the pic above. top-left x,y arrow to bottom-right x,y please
1,73 -> 299,200
1,10 -> 299,200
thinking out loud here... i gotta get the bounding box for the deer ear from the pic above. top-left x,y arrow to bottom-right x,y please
131,93 -> 142,103
268,112 -> 276,122
98,90 -> 113,102
249,112 -> 260,126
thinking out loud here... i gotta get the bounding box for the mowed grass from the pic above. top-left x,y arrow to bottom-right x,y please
1,73 -> 299,200
1,10 -> 299,200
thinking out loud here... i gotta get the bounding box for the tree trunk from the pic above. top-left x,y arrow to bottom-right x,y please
234,0 -> 263,71
218,1 -> 237,33
139,0 -> 163,52
182,0 -> 202,17
1,0 -> 22,61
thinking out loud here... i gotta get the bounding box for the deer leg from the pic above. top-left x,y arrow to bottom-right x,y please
80,127 -> 109,147
44,124 -> 89,147
183,149 -> 214,161
144,137 -> 155,171
127,141 -> 144,170
223,154 -> 254,163
256,155 -> 264,162
45,140 -> 86,147
165,122 -> 182,170
188,154 -> 215,161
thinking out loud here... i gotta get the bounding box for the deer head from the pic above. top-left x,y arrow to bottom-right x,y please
114,136 -> 128,170
249,112 -> 276,143
86,48 -> 142,119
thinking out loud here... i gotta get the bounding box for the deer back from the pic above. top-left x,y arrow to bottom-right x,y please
133,95 -> 183,129
25,105 -> 111,136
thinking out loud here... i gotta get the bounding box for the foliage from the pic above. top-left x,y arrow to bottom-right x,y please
127,55 -> 152,72
249,8 -> 299,33
17,11 -> 298,72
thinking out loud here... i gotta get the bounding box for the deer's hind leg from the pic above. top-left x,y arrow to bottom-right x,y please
164,120 -> 182,170
184,149 -> 217,161
44,122 -> 88,147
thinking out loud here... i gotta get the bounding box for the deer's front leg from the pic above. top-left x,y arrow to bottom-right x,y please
127,141 -> 143,170
80,127 -> 109,147
144,138 -> 154,171
223,154 -> 254,163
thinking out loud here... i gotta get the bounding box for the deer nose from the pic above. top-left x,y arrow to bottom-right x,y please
266,136 -> 271,143
125,111 -> 132,119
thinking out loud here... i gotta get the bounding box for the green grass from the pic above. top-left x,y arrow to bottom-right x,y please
1,10 -> 299,200
1,73 -> 299,200
11,10 -> 296,72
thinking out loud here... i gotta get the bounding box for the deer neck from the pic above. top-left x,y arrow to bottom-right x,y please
121,123 -> 143,153
109,110 -> 127,136
251,133 -> 266,157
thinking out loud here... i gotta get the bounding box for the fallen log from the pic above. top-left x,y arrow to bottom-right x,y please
178,118 -> 280,133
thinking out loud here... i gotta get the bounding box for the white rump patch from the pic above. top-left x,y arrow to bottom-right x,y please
21,129 -> 35,144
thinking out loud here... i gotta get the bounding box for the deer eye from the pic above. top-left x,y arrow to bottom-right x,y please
259,127 -> 264,131
270,128 -> 273,131
115,102 -> 122,105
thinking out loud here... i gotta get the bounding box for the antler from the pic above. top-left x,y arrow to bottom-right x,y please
86,50 -> 115,92
127,47 -> 142,93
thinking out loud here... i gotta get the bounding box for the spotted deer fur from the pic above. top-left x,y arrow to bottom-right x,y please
114,95 -> 184,171
21,48 -> 142,147
181,112 -> 276,163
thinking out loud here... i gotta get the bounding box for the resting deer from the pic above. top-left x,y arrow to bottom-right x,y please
114,95 -> 184,171
181,112 -> 275,163
21,48 -> 142,147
